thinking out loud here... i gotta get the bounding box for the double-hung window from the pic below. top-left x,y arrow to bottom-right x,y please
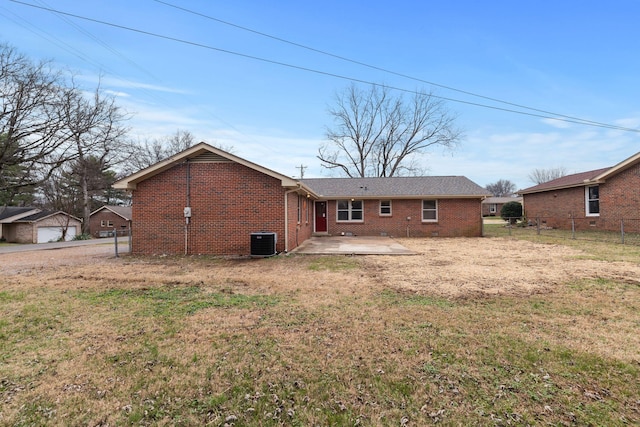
337,200 -> 363,221
379,200 -> 392,216
422,200 -> 438,222
586,185 -> 600,216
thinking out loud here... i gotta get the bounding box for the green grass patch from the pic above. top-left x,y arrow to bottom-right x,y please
77,285 -> 279,317
307,255 -> 360,271
378,288 -> 454,308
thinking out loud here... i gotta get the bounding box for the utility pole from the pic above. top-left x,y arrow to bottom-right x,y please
297,164 -> 307,179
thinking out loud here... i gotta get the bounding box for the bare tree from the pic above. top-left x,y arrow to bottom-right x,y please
59,84 -> 130,233
0,43 -> 69,203
486,179 -> 517,197
319,84 -> 462,177
528,167 -> 567,184
125,129 -> 197,172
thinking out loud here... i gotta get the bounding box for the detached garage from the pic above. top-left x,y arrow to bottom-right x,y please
0,208 -> 81,244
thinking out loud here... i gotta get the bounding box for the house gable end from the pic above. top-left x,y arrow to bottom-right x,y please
114,142 -> 302,191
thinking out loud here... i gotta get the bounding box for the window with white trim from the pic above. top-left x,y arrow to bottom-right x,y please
379,200 -> 392,216
586,185 -> 600,216
422,199 -> 438,222
337,200 -> 363,221
489,204 -> 497,214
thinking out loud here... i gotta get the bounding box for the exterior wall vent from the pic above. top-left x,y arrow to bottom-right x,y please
250,232 -> 277,257
190,152 -> 231,163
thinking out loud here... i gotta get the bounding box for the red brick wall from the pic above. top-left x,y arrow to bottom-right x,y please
522,187 -> 585,228
601,165 -> 640,221
132,162 -> 296,255
323,198 -> 483,237
89,211 -> 130,237
482,202 -> 507,216
286,193 -> 314,252
523,164 -> 640,232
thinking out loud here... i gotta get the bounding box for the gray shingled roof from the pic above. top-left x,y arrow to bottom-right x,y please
483,197 -> 522,204
301,176 -> 489,198
16,210 -> 57,222
0,207 -> 35,221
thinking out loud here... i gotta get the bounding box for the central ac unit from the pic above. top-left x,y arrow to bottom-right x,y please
250,232 -> 277,257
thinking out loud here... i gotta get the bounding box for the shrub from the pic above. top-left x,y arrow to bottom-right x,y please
73,233 -> 92,241
501,201 -> 523,224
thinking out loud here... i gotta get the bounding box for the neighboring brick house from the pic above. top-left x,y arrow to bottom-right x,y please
113,143 -> 489,256
519,151 -> 640,232
0,207 -> 82,243
482,196 -> 522,216
89,205 -> 132,237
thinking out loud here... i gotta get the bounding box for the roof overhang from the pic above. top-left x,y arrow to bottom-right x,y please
313,194 -> 490,200
592,151 -> 640,181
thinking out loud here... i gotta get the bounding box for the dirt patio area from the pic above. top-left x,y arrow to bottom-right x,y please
3,237 -> 639,299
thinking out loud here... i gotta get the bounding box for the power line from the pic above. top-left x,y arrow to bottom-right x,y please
152,0 -> 628,131
4,0 -> 253,143
9,0 -> 640,133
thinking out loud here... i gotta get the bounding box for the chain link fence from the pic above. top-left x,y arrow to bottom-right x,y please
483,216 -> 640,246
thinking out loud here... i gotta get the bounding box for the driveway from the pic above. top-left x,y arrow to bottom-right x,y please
293,236 -> 416,255
0,237 -> 130,254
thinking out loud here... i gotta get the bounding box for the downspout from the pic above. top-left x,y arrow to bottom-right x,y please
284,186 -> 301,253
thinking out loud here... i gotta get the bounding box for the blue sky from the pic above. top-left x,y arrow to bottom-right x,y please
2,0 -> 639,190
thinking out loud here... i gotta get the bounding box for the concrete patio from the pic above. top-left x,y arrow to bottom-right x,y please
292,235 -> 417,255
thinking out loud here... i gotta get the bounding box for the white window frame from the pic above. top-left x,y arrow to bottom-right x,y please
379,200 -> 392,216
422,199 -> 438,222
489,204 -> 497,214
337,199 -> 364,222
585,185 -> 600,217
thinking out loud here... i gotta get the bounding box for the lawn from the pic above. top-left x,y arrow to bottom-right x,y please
1,237 -> 639,425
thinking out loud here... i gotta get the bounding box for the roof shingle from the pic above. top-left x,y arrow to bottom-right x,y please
301,176 -> 489,198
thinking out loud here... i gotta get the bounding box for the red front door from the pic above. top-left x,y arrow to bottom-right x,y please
315,201 -> 327,232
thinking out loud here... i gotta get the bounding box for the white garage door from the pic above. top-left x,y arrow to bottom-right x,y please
37,226 -> 77,243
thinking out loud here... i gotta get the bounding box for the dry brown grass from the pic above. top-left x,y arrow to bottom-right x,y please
1,238 -> 639,425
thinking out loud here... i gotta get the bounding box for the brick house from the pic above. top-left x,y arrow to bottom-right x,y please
89,205 -> 132,237
481,196 -> 522,217
519,152 -> 640,232
301,177 -> 489,238
113,143 -> 489,255
0,207 -> 82,243
113,143 -> 316,255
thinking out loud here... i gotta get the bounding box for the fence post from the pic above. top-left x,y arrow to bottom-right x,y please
571,216 -> 576,239
536,217 -> 540,235
621,219 -> 625,245
508,218 -> 512,236
114,227 -> 119,257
